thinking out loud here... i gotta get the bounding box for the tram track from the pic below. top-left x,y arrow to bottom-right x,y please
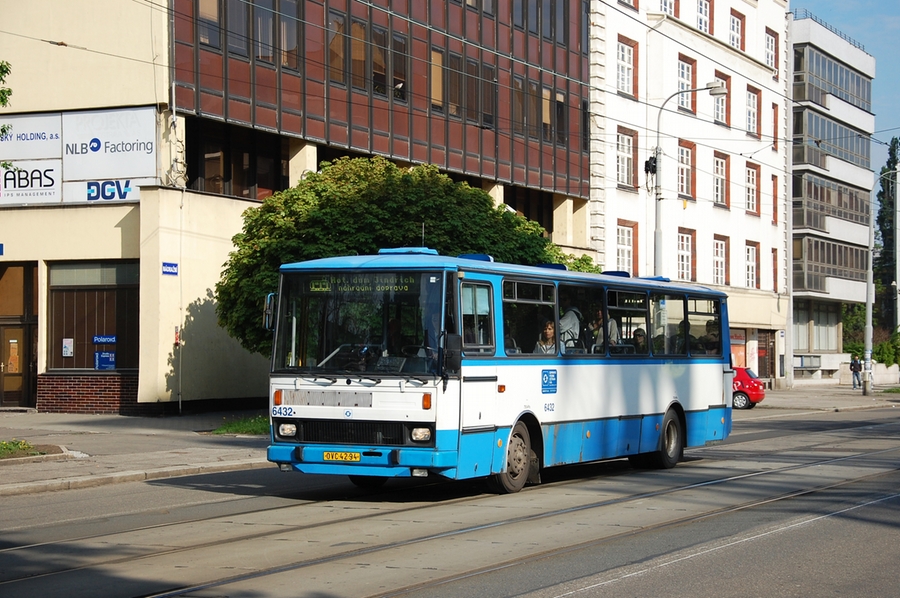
2,419 -> 899,598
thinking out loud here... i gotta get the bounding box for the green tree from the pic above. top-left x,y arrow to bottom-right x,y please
0,61 -> 12,170
873,137 -> 900,330
216,156 -> 595,356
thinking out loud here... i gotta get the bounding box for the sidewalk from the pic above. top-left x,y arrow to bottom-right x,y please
1,385 -> 899,497
0,409 -> 270,497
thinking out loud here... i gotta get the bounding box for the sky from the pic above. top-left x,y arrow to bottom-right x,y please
799,1 -> 900,173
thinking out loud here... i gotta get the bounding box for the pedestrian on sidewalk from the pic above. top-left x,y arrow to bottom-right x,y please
850,354 -> 862,390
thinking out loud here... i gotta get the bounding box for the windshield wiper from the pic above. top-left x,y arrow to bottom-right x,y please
355,376 -> 382,385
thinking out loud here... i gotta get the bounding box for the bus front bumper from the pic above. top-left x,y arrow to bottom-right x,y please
267,444 -> 458,477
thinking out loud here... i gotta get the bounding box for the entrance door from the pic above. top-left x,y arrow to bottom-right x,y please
757,330 -> 776,378
1,326 -> 26,406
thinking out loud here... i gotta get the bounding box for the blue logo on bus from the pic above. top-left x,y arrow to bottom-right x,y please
541,369 -> 557,394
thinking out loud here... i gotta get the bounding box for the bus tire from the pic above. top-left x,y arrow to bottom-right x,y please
348,475 -> 387,489
492,421 -> 532,494
652,410 -> 683,469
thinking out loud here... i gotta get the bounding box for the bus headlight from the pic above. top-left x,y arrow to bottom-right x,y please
411,427 -> 432,442
278,423 -> 297,437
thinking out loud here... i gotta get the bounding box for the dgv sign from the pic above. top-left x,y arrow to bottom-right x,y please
87,180 -> 135,201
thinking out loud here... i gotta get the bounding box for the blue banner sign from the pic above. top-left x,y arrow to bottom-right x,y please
541,369 -> 558,394
162,262 -> 178,276
94,351 -> 116,370
93,335 -> 116,344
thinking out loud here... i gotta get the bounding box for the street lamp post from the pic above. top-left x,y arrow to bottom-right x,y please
653,82 -> 728,277
864,168 -> 898,395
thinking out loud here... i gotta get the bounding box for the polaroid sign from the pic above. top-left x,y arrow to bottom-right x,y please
62,107 -> 157,181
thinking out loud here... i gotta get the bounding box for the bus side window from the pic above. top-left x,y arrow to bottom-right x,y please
461,282 -> 494,354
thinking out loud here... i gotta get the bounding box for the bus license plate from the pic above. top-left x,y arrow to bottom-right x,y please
324,451 -> 360,462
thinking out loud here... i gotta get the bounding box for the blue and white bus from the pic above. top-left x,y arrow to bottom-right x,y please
266,248 -> 732,493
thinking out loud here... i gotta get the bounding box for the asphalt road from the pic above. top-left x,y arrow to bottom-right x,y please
1,407 -> 898,598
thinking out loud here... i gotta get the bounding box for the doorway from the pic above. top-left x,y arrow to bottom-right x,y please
0,263 -> 37,407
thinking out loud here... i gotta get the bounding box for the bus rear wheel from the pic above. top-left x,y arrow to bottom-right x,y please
491,421 -> 532,494
652,410 -> 683,469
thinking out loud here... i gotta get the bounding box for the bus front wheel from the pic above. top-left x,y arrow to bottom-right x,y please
491,421 -> 532,494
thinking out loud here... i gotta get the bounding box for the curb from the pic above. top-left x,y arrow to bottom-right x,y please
0,458 -> 272,497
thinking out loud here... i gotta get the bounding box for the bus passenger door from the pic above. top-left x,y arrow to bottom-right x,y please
457,280 -> 498,478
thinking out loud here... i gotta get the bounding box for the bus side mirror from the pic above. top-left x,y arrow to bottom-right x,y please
264,293 -> 276,331
444,333 -> 462,372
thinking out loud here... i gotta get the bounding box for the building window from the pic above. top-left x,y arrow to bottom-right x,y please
772,248 -> 779,293
745,242 -> 759,289
466,59 -> 479,123
513,76 -> 525,135
446,54 -> 462,116
697,0 -> 711,34
431,49 -> 444,113
528,81 -> 540,140
659,0 -> 676,17
772,102 -> 779,150
620,0 -> 636,7
48,261 -> 140,370
582,100 -> 590,152
713,236 -> 729,285
280,0 -> 300,70
765,28 -> 779,77
746,86 -> 760,137
617,127 -> 638,188
227,0 -> 248,56
678,140 -> 695,198
793,301 -> 809,352
327,11 -> 346,85
187,118 -> 288,200
392,34 -> 408,102
617,221 -> 637,275
351,19 -> 367,90
813,303 -> 838,351
677,228 -> 696,281
713,152 -> 729,207
746,163 -> 760,215
729,10 -> 744,51
772,174 -> 779,224
484,64 -> 497,130
714,73 -> 730,125
254,0 -> 275,63
553,89 -> 565,144
617,36 -> 638,98
677,55 -> 696,111
199,0 -> 221,49
541,87 -> 553,142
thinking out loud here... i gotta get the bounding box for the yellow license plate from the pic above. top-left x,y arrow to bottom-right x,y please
324,451 -> 361,462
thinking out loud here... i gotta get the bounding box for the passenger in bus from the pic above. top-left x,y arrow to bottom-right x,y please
631,328 -> 648,354
558,294 -> 583,349
675,320 -> 699,354
699,320 -> 721,354
590,310 -> 620,348
534,319 -> 557,354
387,318 -> 403,355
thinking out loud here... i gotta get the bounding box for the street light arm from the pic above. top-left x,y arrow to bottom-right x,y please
652,81 -> 726,277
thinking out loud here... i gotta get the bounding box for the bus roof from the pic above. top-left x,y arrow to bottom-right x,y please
279,247 -> 727,297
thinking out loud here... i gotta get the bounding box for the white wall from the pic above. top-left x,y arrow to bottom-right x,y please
139,187 -> 269,403
0,0 -> 170,115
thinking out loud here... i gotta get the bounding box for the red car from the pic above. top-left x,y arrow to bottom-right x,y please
732,367 -> 765,409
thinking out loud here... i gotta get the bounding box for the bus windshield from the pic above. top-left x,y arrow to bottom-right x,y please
272,270 -> 445,375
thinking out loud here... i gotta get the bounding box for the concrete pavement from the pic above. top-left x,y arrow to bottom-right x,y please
1,385 -> 899,497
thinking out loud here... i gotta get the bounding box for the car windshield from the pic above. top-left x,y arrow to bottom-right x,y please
272,270 -> 446,376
